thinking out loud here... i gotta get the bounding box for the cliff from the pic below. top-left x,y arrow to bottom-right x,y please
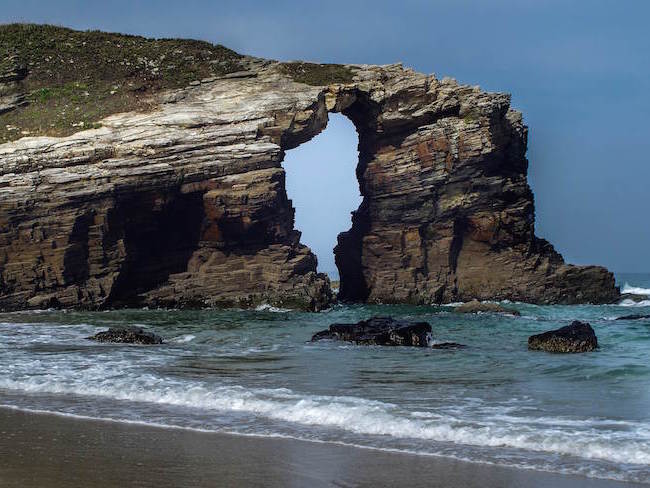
0,24 -> 619,311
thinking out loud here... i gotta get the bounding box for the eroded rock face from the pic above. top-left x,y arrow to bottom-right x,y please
0,29 -> 620,311
311,316 -> 432,347
528,321 -> 598,353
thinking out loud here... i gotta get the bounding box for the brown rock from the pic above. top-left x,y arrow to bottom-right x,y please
0,27 -> 619,311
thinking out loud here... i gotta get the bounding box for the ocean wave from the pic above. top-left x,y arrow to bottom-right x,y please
618,299 -> 650,307
1,374 -> 649,468
622,283 -> 650,296
170,334 -> 196,343
254,304 -> 292,313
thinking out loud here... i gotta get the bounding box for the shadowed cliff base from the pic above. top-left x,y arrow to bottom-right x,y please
0,24 -> 619,311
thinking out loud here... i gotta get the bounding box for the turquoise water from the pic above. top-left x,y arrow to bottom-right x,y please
0,274 -> 649,483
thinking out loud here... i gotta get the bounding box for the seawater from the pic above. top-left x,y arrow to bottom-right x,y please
0,273 -> 649,484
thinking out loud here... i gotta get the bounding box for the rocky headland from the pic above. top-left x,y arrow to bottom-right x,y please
0,24 -> 620,311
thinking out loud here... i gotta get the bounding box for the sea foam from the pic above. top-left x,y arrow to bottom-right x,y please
254,304 -> 292,313
622,283 -> 650,296
1,373 -> 649,468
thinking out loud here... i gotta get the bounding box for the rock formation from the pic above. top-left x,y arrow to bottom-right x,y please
311,317 -> 432,347
0,25 -> 620,311
430,342 -> 466,350
528,321 -> 598,353
615,314 -> 650,321
88,326 -> 163,344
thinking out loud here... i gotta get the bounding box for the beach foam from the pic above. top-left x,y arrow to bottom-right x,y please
1,304 -> 649,484
1,372 -> 649,468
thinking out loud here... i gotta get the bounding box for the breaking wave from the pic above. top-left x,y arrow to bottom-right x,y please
254,304 -> 292,313
1,373 -> 649,471
622,283 -> 650,296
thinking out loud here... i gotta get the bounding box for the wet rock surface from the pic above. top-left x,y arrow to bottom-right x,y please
528,321 -> 598,353
0,26 -> 620,311
454,300 -> 520,316
88,326 -> 164,345
615,314 -> 650,321
430,341 -> 467,350
311,317 -> 432,347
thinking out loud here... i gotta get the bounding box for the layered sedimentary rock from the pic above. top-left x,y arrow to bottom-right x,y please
0,27 -> 619,311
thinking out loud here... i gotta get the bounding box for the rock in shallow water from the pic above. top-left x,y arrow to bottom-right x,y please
615,314 -> 650,321
454,300 -> 520,316
88,326 -> 164,345
311,317 -> 431,347
430,342 -> 467,350
528,321 -> 597,353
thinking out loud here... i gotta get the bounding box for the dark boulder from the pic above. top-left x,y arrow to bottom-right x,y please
528,321 -> 597,353
88,326 -> 164,345
311,316 -> 431,347
615,314 -> 650,321
430,342 -> 466,350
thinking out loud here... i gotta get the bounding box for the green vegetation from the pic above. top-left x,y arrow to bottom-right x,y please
0,23 -> 243,143
279,62 -> 355,86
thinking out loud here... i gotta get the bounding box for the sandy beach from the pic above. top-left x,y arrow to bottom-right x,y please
0,407 -> 644,488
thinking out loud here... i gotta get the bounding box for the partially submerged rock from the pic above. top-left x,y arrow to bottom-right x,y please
430,341 -> 466,350
615,314 -> 650,321
455,300 -> 520,316
88,326 -> 164,345
311,317 -> 431,347
528,321 -> 597,353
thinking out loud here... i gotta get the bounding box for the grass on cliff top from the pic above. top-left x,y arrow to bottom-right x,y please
279,62 -> 355,86
0,23 -> 243,143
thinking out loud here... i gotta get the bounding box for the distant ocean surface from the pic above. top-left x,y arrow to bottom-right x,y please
0,272 -> 649,484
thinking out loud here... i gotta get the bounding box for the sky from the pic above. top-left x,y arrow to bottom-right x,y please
2,0 -> 649,275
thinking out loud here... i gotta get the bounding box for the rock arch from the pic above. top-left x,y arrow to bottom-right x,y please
282,113 -> 360,280
0,60 -> 618,311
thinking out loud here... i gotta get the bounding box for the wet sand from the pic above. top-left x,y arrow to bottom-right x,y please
0,407 -> 644,488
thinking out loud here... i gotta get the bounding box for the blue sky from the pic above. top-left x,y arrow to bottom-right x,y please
3,0 -> 649,275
